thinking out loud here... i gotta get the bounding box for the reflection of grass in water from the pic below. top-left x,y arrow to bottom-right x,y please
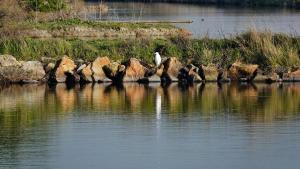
263,84 -> 300,120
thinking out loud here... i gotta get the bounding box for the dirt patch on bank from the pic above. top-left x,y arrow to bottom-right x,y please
18,26 -> 191,39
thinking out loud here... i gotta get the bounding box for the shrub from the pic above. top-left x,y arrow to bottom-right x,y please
26,0 -> 66,12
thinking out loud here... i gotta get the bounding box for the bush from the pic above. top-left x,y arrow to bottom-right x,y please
26,0 -> 66,12
0,0 -> 28,23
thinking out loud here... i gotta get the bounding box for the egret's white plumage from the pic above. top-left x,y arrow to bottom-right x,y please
154,52 -> 161,67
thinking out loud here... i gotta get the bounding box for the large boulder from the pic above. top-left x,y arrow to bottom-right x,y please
121,58 -> 151,82
0,55 -> 21,67
290,70 -> 300,81
198,65 -> 226,82
146,74 -> 161,82
0,55 -> 22,83
283,70 -> 300,82
0,55 -> 45,83
160,57 -> 183,82
102,62 -> 125,82
20,61 -> 46,83
92,57 -> 111,82
79,57 -> 111,82
49,56 -> 78,83
144,64 -> 163,83
178,64 -> 202,83
228,62 -> 258,82
0,65 -> 25,83
255,70 -> 280,83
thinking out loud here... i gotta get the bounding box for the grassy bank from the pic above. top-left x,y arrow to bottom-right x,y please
18,18 -> 175,31
1,31 -> 299,72
0,18 -> 176,37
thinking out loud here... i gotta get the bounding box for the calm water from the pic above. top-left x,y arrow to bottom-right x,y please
86,2 -> 300,38
1,83 -> 300,169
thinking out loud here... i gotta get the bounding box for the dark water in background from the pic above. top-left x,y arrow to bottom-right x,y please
1,83 -> 300,169
85,2 -> 300,38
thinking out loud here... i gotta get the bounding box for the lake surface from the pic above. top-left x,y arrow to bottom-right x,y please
85,2 -> 300,38
1,83 -> 300,169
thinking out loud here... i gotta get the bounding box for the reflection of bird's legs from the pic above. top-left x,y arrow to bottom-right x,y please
156,89 -> 162,141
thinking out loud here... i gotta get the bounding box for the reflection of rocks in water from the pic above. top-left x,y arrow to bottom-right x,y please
92,84 -> 113,108
79,83 -> 113,110
163,83 -> 185,114
124,84 -> 147,109
79,83 -> 94,106
177,81 -> 194,91
0,84 -> 51,163
0,84 -> 46,111
92,83 -> 127,112
146,83 -> 163,95
224,83 -> 300,122
228,83 -> 258,100
256,84 -> 300,122
226,83 -> 260,120
1,83 -> 300,124
196,83 -> 226,116
55,84 -> 79,113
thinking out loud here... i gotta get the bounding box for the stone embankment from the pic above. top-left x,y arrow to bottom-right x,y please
1,54 -> 300,84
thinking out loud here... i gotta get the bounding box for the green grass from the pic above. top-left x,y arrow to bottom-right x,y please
25,0 -> 66,12
0,18 -> 176,37
20,18 -> 176,30
0,38 -> 181,62
0,31 -> 299,72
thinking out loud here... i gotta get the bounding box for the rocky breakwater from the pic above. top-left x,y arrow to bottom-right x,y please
3,55 -> 300,84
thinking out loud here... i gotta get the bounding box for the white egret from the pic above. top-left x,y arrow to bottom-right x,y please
154,52 -> 161,67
